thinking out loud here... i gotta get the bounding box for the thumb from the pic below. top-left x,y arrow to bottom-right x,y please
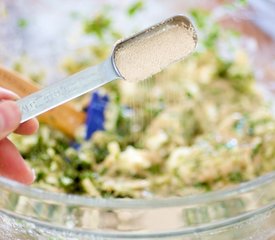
0,101 -> 21,139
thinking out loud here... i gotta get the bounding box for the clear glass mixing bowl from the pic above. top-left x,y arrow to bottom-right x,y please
1,1 -> 275,239
0,173 -> 275,240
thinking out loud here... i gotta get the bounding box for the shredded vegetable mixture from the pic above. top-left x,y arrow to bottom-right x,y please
10,8 -> 275,198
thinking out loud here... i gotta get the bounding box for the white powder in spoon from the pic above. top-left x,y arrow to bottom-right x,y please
114,19 -> 197,82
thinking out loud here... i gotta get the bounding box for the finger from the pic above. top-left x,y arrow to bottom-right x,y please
0,138 -> 34,184
14,118 -> 39,135
0,87 -> 19,100
0,101 -> 21,139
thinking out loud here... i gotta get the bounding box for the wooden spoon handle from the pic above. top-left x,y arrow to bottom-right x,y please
0,66 -> 86,138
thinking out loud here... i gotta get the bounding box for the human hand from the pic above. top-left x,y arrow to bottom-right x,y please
0,87 -> 39,184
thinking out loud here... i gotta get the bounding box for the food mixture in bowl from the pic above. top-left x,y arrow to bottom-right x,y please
9,9 -> 275,198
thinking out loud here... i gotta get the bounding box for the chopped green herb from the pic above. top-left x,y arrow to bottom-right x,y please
127,1 -> 144,16
83,14 -> 111,39
17,18 -> 28,28
190,9 -> 208,29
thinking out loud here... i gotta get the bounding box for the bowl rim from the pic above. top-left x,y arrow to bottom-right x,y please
0,171 -> 274,209
1,193 -> 274,238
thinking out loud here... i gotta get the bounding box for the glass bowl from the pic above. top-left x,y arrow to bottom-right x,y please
0,173 -> 275,239
0,1 -> 275,239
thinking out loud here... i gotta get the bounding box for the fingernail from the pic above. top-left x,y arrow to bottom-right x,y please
31,168 -> 36,181
23,166 -> 36,185
0,87 -> 20,100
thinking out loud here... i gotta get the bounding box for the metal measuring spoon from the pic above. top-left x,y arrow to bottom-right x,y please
17,15 -> 197,123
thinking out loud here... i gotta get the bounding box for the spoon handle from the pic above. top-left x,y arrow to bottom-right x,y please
0,65 -> 84,138
17,57 -> 119,123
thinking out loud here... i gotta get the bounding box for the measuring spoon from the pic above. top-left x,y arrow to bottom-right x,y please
17,15 -> 197,123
